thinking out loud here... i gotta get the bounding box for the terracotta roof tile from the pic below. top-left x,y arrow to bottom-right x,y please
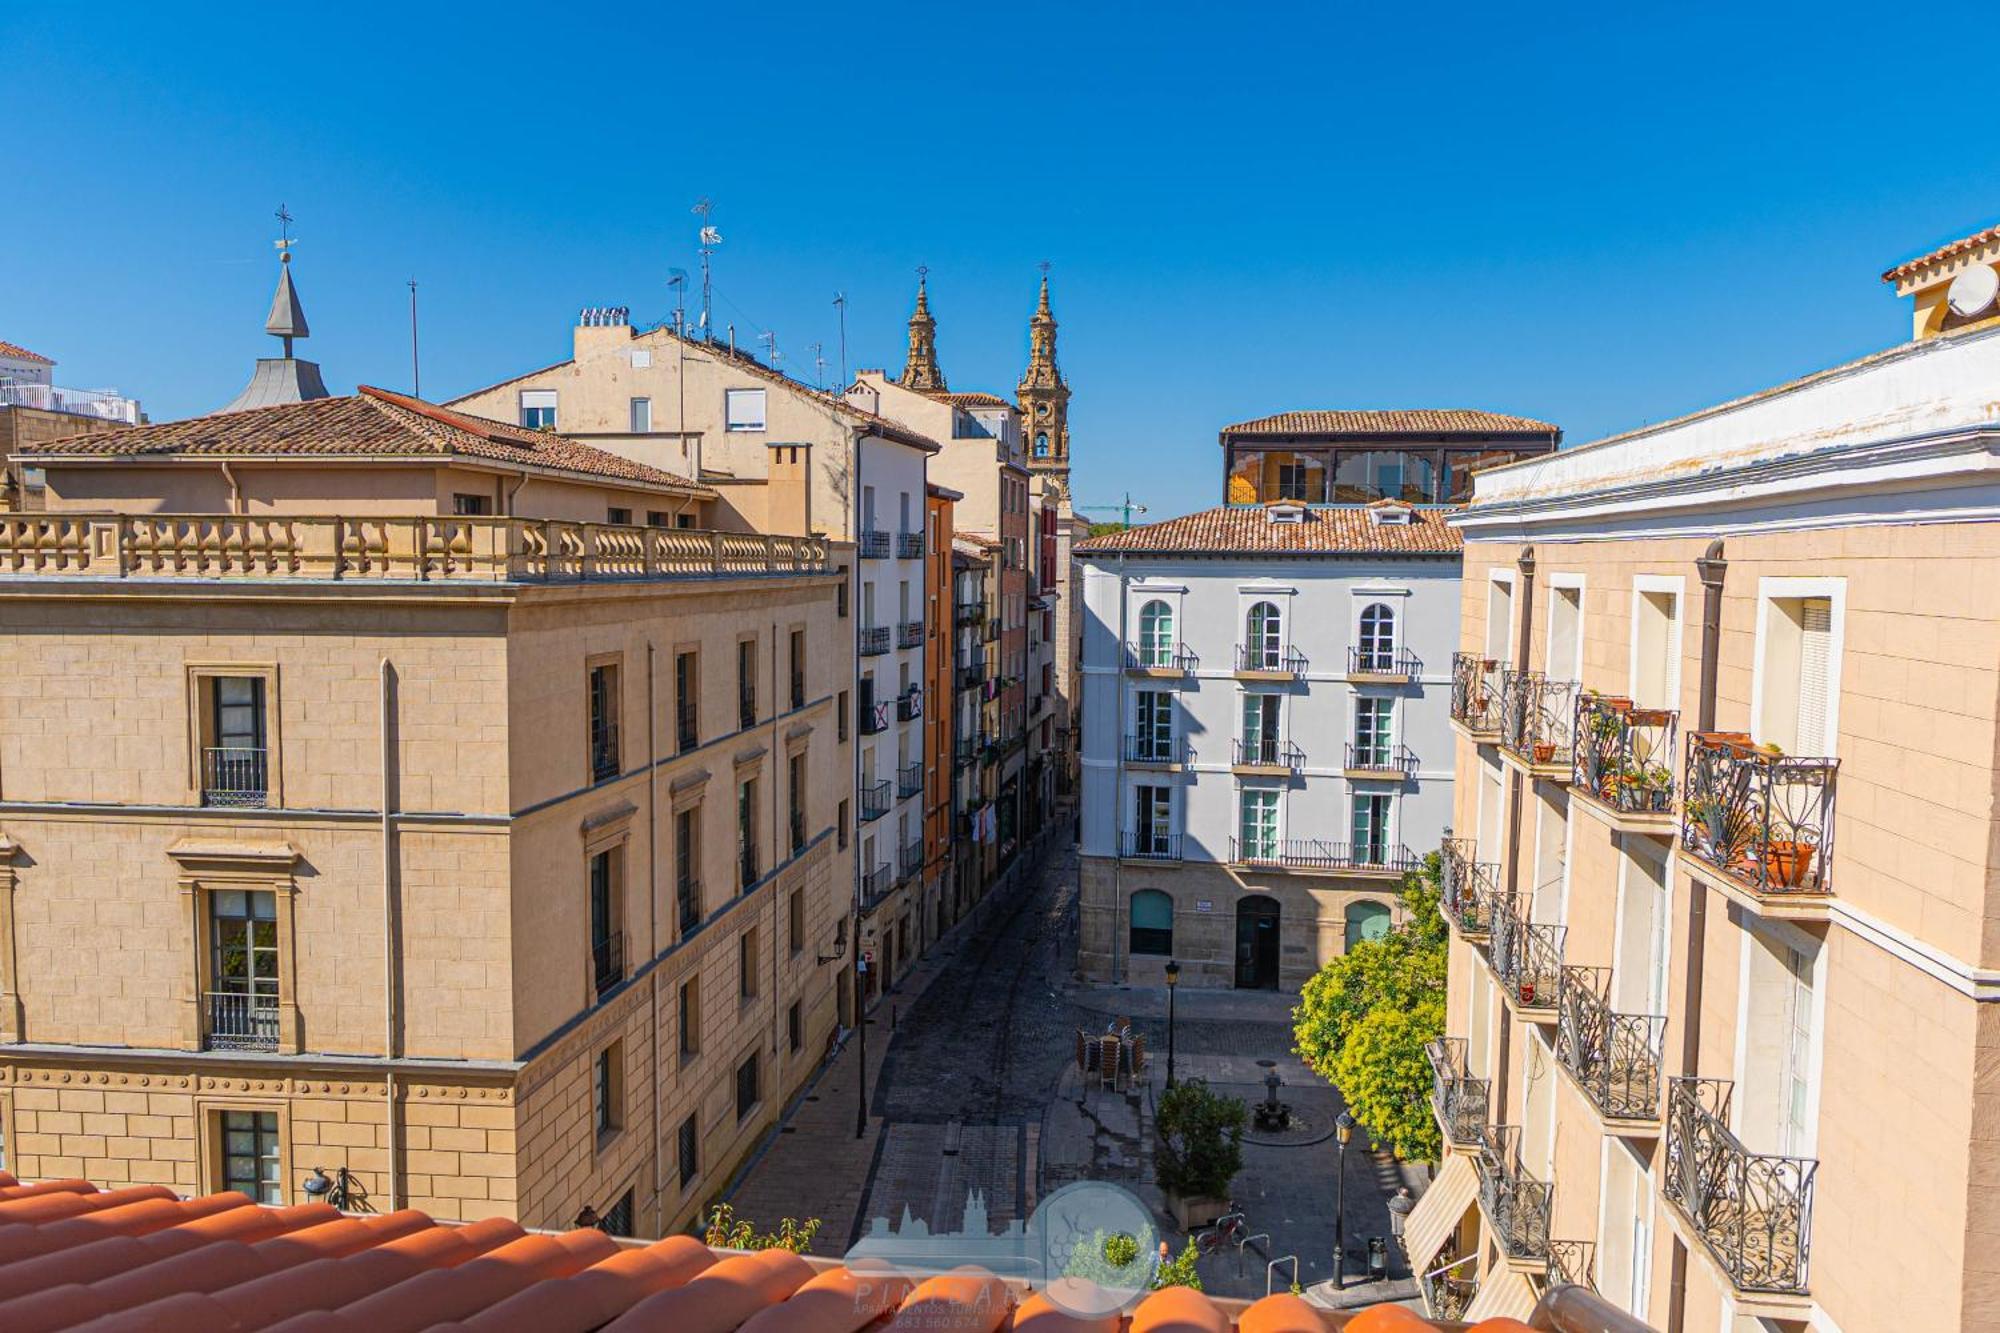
930,391 -> 1014,409
12,388 -> 713,497
1075,505 -> 1463,557
0,339 -> 54,365
1882,219 -> 2000,284
1219,410 -> 1559,438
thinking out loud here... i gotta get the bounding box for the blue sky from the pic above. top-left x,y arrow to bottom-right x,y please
6,2 -> 1999,519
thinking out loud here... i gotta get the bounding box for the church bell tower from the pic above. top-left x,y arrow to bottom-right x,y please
900,271 -> 948,393
1016,268 -> 1071,497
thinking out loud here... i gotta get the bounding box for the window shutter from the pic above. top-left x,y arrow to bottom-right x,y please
1795,599 -> 1832,755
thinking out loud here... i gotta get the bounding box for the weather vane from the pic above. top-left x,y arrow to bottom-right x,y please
1038,259 -> 1051,278
274,204 -> 297,261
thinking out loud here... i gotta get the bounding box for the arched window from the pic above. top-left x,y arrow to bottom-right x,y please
1130,889 -> 1174,956
1344,899 -> 1393,952
1357,602 -> 1397,672
1244,601 -> 1282,669
1034,432 -> 1050,456
1138,600 -> 1174,667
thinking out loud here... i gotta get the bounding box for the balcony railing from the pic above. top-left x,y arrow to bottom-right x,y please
958,663 -> 987,692
1681,733 -> 1837,897
1122,735 -> 1191,767
1663,1077 -> 1816,1296
1229,838 -> 1417,873
862,861 -> 896,908
1490,896 -> 1565,1009
1119,831 -> 1182,861
1501,670 -> 1579,770
1573,692 -> 1678,814
0,515 -> 830,582
899,838 -> 924,879
201,747 -> 269,808
1555,966 -> 1665,1123
1344,741 -> 1418,778
205,989 -> 279,1051
896,760 -> 923,798
858,529 -> 890,559
592,930 -> 627,998
954,602 -> 985,628
897,620 -> 924,649
1425,1037 -> 1490,1148
1476,1125 -> 1552,1264
1546,1240 -> 1598,1293
1440,837 -> 1500,936
1232,738 -> 1304,770
859,700 -> 890,735
676,878 -> 703,938
896,531 -> 924,559
860,779 -> 892,821
1234,644 -> 1308,676
1123,643 -> 1197,673
1450,652 -> 1505,733
1348,645 -> 1421,677
590,723 -> 620,782
860,626 -> 892,657
984,617 -> 1002,642
1420,1260 -> 1478,1322
897,690 -> 923,721
954,737 -> 977,768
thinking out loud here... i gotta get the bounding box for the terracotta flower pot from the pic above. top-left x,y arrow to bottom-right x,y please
1518,982 -> 1537,1005
1767,840 -> 1816,887
1532,742 -> 1555,764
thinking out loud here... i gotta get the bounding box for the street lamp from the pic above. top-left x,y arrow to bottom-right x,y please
1334,1110 -> 1357,1290
1163,959 -> 1180,1088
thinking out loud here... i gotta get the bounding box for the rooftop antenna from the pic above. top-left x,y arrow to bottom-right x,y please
833,291 -> 848,390
407,278 -> 421,398
758,329 -> 779,371
809,341 -> 826,390
667,268 -> 689,332
692,198 -> 720,340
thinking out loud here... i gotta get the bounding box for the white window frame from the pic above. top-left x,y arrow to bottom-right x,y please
724,387 -> 768,432
1349,790 -> 1396,862
519,389 -> 558,429
1627,575 -> 1685,710
1748,576 -> 1846,759
1238,784 -> 1282,858
1486,569 -> 1518,662
629,396 -> 652,433
1609,831 -> 1673,1016
1730,916 -> 1828,1160
1352,691 -> 1396,765
1545,572 -> 1586,683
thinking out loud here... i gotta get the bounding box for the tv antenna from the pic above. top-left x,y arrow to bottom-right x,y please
667,268 -> 689,330
833,292 -> 848,390
407,278 -> 421,398
758,329 -> 780,370
692,197 -> 720,338
809,341 -> 826,389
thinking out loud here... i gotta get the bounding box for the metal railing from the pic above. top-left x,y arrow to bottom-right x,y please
1348,645 -> 1421,677
590,721 -> 621,782
1663,1077 -> 1816,1295
862,862 -> 896,908
1439,838 -> 1500,936
1123,642 -> 1198,673
858,529 -> 890,559
0,381 -> 143,422
897,690 -> 923,721
859,779 -> 892,821
1555,966 -> 1665,1123
1343,741 -> 1417,778
954,737 -> 977,768
676,878 -> 702,938
1122,735 -> 1191,766
1420,1261 -> 1478,1322
1425,1037 -> 1490,1148
201,747 -> 269,808
1546,1239 -> 1598,1293
896,531 -> 924,559
1681,732 -> 1837,897
1228,838 -> 1417,873
896,761 -> 923,798
1118,831 -> 1182,861
1573,692 -> 1678,814
897,620 -> 924,649
954,602 -> 984,628
859,625 -> 891,656
899,838 -> 924,879
592,930 -> 627,996
1234,644 -> 1308,675
859,700 -> 889,735
1501,670 -> 1579,769
958,662 -> 987,692
1232,738 -> 1304,769
738,689 -> 756,732
1490,895 -> 1565,1008
1476,1125 -> 1552,1264
1449,652 -> 1504,732
205,989 -> 279,1051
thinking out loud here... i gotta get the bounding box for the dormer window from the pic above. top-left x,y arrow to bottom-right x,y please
1266,502 -> 1306,524
1369,502 -> 1414,526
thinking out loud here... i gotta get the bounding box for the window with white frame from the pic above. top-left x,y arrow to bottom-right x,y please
519,389 -> 557,430
1241,692 -> 1281,764
1238,787 -> 1279,860
724,388 -> 767,432
1351,793 -> 1391,865
1354,696 -> 1393,767
1137,599 -> 1174,666
629,397 -> 652,433
1485,577 -> 1514,661
1548,583 -> 1582,681
1243,601 -> 1282,668
1757,593 -> 1836,756
1632,584 -> 1680,710
1134,690 -> 1173,760
1132,785 -> 1172,854
1356,602 -> 1397,672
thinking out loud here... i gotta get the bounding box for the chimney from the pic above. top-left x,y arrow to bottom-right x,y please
766,442 -> 813,536
574,305 -> 635,359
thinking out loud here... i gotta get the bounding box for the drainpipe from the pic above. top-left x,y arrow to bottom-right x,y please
852,429 -> 867,1140
379,658 -> 402,1211
503,471 -> 530,517
220,462 -> 244,515
647,642 -> 663,1232
1667,539 -> 1726,1333
1111,554 -> 1130,985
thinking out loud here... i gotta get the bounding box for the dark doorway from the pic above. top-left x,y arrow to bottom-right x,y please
1235,894 -> 1281,989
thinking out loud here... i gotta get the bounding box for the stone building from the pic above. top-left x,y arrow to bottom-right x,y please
0,385 -> 851,1241
1405,218 -> 2000,1330
0,337 -> 143,508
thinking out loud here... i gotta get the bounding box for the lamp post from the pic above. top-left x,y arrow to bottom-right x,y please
1164,959 -> 1180,1088
1334,1110 -> 1356,1290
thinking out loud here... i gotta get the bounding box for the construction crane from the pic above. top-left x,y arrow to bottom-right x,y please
1078,493 -> 1149,530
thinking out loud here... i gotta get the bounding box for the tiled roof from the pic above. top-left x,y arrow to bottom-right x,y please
13,387 -> 713,496
931,391 -> 1013,408
0,1174 -> 1512,1331
1220,410 -> 1559,438
1882,219 -> 2000,283
0,339 -> 54,365
1075,504 -> 1463,556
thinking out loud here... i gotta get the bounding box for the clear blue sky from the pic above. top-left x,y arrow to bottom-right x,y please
7,3 -> 1998,519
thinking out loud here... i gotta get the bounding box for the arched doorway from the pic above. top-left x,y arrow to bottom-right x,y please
1344,899 -> 1393,952
1235,895 -> 1281,990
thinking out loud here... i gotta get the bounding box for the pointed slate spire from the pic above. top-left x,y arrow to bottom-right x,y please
265,255 -> 310,352
222,216 -> 331,413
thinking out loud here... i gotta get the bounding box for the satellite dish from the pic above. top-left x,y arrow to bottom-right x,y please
1947,263 -> 1999,318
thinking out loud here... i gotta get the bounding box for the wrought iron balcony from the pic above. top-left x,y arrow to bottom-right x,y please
1344,741 -> 1418,778
1663,1077 -> 1816,1296
1123,643 -> 1198,674
1234,643 -> 1308,676
858,529 -> 890,559
1232,737 -> 1304,770
1490,895 -> 1565,1011
676,877 -> 703,939
954,602 -> 984,628
859,779 -> 892,821
1419,1259 -> 1478,1322
1681,732 -> 1837,898
1440,837 -> 1500,937
958,662 -> 987,692
1573,692 -> 1678,816
205,989 -> 279,1051
896,690 -> 923,721
1122,735 -> 1191,766
590,722 -> 621,783
1546,1240 -> 1598,1292
1476,1125 -> 1552,1265
1555,966 -> 1665,1124
1449,652 -> 1505,733
201,747 -> 269,808
859,700 -> 889,735
1348,645 -> 1421,678
896,760 -> 923,798
1501,670 -> 1579,772
592,930 -> 627,998
899,837 -> 924,879
859,625 -> 891,656
897,620 -> 924,649
896,531 -> 924,559
862,861 -> 895,909
1119,831 -> 1181,861
954,737 -> 977,768
1228,837 -> 1416,873
1425,1036 -> 1490,1148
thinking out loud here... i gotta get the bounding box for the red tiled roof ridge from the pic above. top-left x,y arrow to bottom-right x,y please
1220,408 -> 1560,437
0,339 -> 54,364
1882,219 -> 2000,283
1075,504 -> 1464,556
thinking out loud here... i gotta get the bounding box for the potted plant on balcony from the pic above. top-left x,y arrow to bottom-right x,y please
1517,980 -> 1539,1005
1531,740 -> 1556,765
1764,838 -> 1817,888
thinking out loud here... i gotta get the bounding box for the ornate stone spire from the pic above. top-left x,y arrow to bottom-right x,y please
1017,265 -> 1071,489
900,269 -> 948,392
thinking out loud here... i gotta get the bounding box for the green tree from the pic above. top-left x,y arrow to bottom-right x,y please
1291,854 -> 1447,1163
1154,1078 -> 1247,1200
703,1203 -> 823,1253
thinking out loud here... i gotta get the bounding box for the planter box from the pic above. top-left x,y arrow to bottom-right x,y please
1168,1194 -> 1229,1230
